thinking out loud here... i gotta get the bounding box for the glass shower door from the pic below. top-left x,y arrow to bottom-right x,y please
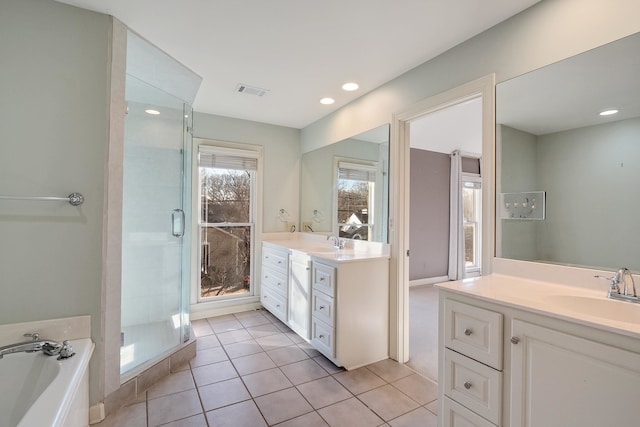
120,75 -> 190,375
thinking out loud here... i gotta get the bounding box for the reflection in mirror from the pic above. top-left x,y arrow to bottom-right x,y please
496,32 -> 640,272
300,125 -> 390,243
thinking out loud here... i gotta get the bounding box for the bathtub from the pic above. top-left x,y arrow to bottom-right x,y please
0,338 -> 94,427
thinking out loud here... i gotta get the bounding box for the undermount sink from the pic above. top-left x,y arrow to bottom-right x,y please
544,294 -> 640,324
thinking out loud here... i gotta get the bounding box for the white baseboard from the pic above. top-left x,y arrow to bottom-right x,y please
409,275 -> 449,287
89,402 -> 105,424
191,297 -> 262,320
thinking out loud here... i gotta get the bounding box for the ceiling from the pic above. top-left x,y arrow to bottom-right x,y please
497,32 -> 640,135
57,0 -> 539,129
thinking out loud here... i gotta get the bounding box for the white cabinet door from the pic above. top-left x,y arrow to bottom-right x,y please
510,319 -> 640,427
289,255 -> 311,340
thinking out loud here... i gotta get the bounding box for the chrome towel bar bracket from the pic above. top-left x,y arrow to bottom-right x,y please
0,192 -> 84,206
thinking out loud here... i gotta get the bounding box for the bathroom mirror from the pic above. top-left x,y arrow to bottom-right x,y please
300,124 -> 390,243
496,32 -> 640,272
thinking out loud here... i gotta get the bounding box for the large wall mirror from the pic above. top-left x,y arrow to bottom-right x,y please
496,32 -> 640,272
300,125 -> 390,243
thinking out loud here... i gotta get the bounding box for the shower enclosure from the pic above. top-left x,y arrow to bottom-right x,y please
120,74 -> 192,376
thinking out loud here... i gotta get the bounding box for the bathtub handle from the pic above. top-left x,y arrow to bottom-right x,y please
58,340 -> 76,360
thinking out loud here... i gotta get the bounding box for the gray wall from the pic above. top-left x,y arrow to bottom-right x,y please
0,0 -> 110,403
498,125 -> 538,260
409,149 -> 450,280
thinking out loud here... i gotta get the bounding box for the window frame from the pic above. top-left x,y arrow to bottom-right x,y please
192,140 -> 263,306
333,157 -> 380,241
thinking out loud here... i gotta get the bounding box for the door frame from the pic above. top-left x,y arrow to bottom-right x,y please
389,74 -> 496,362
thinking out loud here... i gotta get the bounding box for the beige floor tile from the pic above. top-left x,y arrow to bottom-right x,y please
358,384 -> 420,421
261,310 -> 281,323
284,330 -> 306,344
366,359 -> 414,383
211,318 -> 244,334
267,345 -> 310,366
216,328 -> 253,345
224,338 -> 264,358
247,322 -> 282,338
205,399 -> 268,427
242,367 -> 293,397
280,358 -> 329,385
254,387 -> 314,425
274,411 -> 330,427
296,376 -> 353,409
191,319 -> 214,337
232,351 -> 277,375
190,346 -> 228,368
206,313 -> 236,325
333,367 -> 386,395
297,341 -> 322,357
388,407 -> 438,427
234,309 -> 265,319
147,389 -> 203,427
425,399 -> 438,415
192,359 -> 238,387
391,374 -> 438,405
313,355 -> 344,374
95,402 -> 146,427
238,312 -> 272,328
196,334 -> 221,350
198,377 -> 251,412
255,332 -> 296,351
160,413 -> 208,427
317,397 -> 384,427
147,370 -> 195,400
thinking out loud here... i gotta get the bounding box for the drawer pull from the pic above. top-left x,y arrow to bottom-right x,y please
464,328 -> 473,336
319,277 -> 325,281
276,304 -> 281,308
510,336 -> 520,344
277,260 -> 282,264
319,305 -> 325,310
464,381 -> 472,390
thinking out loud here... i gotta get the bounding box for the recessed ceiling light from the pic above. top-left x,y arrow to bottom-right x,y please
145,109 -> 161,115
599,109 -> 619,116
342,82 -> 359,91
320,97 -> 335,105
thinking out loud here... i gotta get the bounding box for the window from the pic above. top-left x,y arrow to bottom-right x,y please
462,178 -> 481,274
198,145 -> 258,300
335,160 -> 378,241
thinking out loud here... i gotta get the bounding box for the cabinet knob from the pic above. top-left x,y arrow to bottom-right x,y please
510,336 -> 520,344
276,304 -> 280,308
319,277 -> 325,281
319,305 -> 325,310
319,334 -> 324,339
464,328 -> 473,336
464,381 -> 472,390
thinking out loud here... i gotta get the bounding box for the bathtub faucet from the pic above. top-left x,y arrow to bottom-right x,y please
0,333 -> 63,359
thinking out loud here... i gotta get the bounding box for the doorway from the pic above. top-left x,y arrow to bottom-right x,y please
389,75 -> 495,376
405,98 -> 482,381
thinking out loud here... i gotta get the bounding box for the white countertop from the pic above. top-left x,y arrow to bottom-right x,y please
435,274 -> 640,339
262,232 -> 390,263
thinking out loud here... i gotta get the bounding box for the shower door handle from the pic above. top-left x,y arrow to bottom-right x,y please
172,209 -> 185,237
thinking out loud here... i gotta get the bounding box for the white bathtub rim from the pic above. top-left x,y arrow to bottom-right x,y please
17,338 -> 94,427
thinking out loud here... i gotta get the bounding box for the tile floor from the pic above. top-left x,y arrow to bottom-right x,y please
97,309 -> 439,426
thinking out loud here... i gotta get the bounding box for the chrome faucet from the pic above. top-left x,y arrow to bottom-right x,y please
595,267 -> 638,303
0,333 -> 63,359
327,234 -> 345,249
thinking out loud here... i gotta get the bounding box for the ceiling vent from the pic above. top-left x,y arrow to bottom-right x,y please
235,84 -> 269,97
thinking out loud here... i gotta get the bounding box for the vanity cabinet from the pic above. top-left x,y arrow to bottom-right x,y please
260,241 -> 389,369
510,319 -> 640,427
289,251 -> 311,340
439,289 -> 640,427
442,299 -> 503,426
260,245 -> 289,323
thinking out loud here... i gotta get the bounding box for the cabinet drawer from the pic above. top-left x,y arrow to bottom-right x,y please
311,318 -> 335,358
444,299 -> 503,370
312,262 -> 335,296
262,266 -> 288,297
444,349 -> 502,425
262,246 -> 288,273
261,286 -> 287,323
312,290 -> 334,327
442,397 -> 498,427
